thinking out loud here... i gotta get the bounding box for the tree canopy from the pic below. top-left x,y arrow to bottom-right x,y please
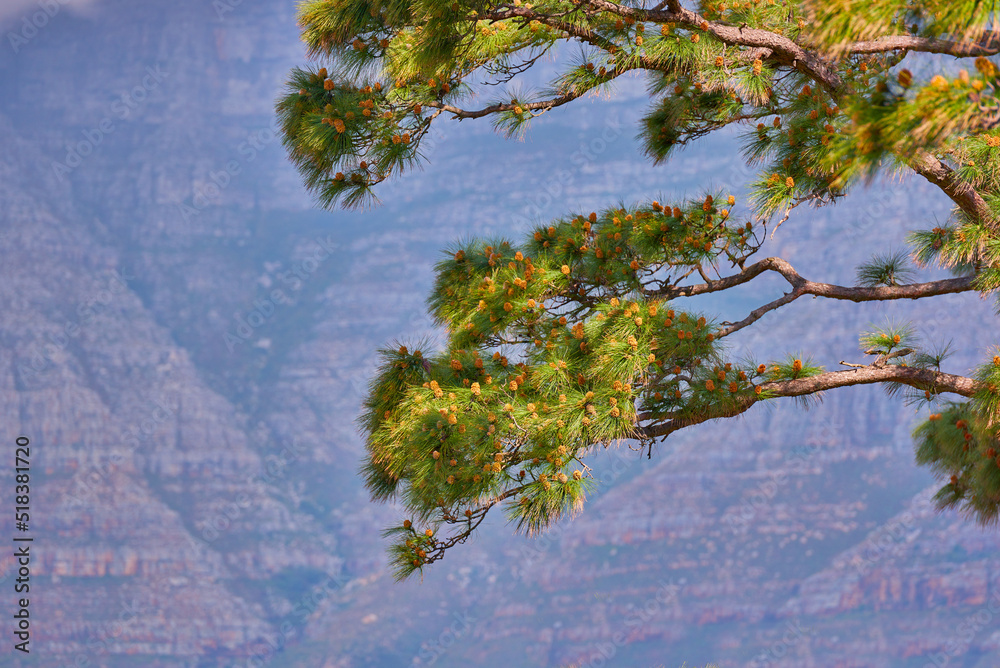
278,0 -> 1000,579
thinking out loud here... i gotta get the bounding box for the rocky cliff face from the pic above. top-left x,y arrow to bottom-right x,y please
1,1 -> 999,667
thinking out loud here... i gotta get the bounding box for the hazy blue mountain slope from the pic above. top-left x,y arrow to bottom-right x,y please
0,1 -> 998,666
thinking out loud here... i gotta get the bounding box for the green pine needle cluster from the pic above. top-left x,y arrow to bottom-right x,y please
359,196 -> 799,578
856,249 -> 916,287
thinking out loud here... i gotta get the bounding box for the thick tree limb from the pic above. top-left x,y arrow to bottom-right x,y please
579,0 -> 844,92
908,150 -> 998,232
845,34 -> 1000,57
652,257 -> 976,336
643,366 -> 981,440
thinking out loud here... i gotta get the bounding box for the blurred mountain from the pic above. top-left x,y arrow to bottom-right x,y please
0,1 -> 999,667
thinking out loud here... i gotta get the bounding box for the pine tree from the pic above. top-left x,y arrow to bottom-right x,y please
278,0 -> 1000,579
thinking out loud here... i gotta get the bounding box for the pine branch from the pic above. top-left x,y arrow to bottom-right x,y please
653,256 -> 976,337
845,33 -> 1000,57
483,6 -> 694,74
422,90 -> 587,119
908,150 -> 998,233
485,7 -> 620,53
580,0 -> 844,92
508,2 -> 998,231
643,366 -> 981,439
